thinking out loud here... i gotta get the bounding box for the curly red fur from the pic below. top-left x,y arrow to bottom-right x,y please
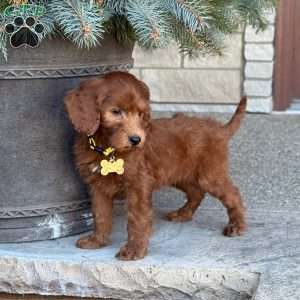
65,71 -> 247,260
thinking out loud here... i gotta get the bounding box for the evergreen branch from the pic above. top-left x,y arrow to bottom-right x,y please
171,17 -> 224,57
235,0 -> 276,30
165,0 -> 211,32
38,4 -> 55,38
48,0 -> 109,49
207,0 -> 276,32
0,0 -> 277,57
207,1 -> 240,34
125,0 -> 170,48
0,31 -> 8,61
106,14 -> 135,47
0,13 -> 7,60
104,0 -> 128,15
0,0 -> 10,12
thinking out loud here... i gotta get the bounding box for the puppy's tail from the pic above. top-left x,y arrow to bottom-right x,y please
223,96 -> 247,138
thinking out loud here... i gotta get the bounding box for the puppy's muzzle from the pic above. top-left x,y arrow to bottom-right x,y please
129,135 -> 141,146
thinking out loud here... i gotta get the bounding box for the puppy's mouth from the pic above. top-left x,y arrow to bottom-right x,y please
109,134 -> 145,153
113,143 -> 144,153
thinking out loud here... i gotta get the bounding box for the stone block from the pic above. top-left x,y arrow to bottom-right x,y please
133,44 -> 181,68
245,44 -> 274,61
265,9 -> 276,24
245,26 -> 275,43
151,103 -> 240,113
244,80 -> 272,97
247,97 -> 273,113
142,69 -> 241,103
129,68 -> 141,79
151,99 -> 273,113
184,34 -> 242,69
0,294 -> 97,300
245,62 -> 274,79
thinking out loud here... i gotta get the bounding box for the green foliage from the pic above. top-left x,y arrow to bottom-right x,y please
48,0 -> 110,49
0,31 -> 8,61
0,0 -> 277,59
106,15 -> 136,47
105,0 -> 128,15
164,0 -> 211,32
171,17 -> 225,57
167,0 -> 277,57
126,0 -> 171,48
0,1 -> 10,12
235,0 -> 277,30
39,12 -> 55,39
0,10 -> 7,60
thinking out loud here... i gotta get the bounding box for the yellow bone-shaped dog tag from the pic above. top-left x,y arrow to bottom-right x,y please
100,158 -> 124,176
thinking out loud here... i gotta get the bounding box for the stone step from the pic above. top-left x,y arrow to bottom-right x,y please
0,204 -> 299,300
0,294 -> 102,300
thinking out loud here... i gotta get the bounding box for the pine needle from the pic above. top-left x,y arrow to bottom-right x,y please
48,0 -> 109,49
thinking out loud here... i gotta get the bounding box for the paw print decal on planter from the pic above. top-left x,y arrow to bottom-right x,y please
5,16 -> 44,48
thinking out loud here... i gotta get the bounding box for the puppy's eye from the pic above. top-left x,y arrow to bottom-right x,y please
111,108 -> 122,116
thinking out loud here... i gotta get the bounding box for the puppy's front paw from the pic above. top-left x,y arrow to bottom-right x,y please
76,233 -> 108,249
223,223 -> 246,237
116,243 -> 148,261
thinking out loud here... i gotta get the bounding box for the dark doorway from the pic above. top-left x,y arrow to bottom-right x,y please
274,0 -> 300,110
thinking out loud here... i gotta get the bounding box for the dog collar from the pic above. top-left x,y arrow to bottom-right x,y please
88,136 -> 124,176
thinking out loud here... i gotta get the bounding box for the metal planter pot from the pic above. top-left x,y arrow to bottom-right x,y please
0,36 -> 133,242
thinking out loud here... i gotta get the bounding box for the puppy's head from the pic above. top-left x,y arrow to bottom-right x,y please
65,71 -> 150,152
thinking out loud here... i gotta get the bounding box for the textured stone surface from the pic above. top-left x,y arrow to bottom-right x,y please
245,26 -> 275,43
246,97 -> 273,113
0,294 -> 105,300
142,69 -> 241,103
244,79 -> 272,97
151,103 -> 244,113
0,205 -> 299,300
131,25 -> 275,112
265,10 -> 276,24
133,44 -> 181,68
151,99 -> 273,114
245,62 -> 274,79
245,44 -> 274,61
129,68 -> 141,79
184,34 -> 242,69
0,237 -> 259,300
243,15 -> 275,114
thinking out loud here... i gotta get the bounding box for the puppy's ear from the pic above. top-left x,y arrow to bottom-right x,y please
65,78 -> 104,136
141,80 -> 151,121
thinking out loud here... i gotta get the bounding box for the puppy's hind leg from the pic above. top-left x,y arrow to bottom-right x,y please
203,178 -> 246,237
165,183 -> 205,222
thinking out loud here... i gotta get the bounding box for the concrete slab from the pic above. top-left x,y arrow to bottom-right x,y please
0,204 -> 299,300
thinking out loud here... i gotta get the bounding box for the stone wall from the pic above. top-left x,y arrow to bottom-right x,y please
244,12 -> 276,113
132,11 -> 276,113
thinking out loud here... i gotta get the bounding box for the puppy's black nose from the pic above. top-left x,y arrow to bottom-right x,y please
129,135 -> 141,146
